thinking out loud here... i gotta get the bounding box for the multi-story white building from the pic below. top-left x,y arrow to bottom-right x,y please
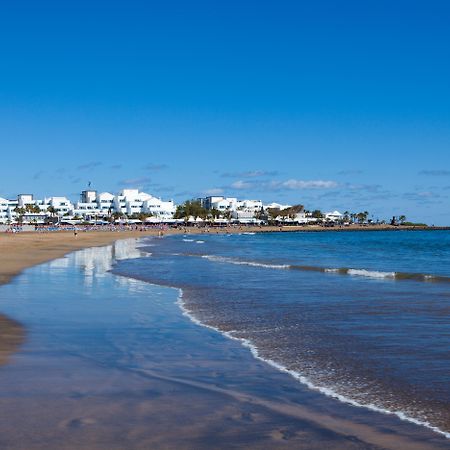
0,197 -> 9,223
97,192 -> 115,214
44,197 -> 74,217
200,196 -> 263,214
0,188 -> 176,223
235,199 -> 263,212
325,210 -> 344,222
263,202 -> 292,211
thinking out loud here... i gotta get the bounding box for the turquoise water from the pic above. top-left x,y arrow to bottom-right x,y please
114,230 -> 450,437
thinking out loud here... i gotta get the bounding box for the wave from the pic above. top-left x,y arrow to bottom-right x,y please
197,255 -> 450,283
347,269 -> 396,279
182,238 -> 205,244
201,255 -> 290,270
175,288 -> 450,439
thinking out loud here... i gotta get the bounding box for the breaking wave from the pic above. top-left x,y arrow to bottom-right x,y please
197,255 -> 450,283
201,255 -> 290,270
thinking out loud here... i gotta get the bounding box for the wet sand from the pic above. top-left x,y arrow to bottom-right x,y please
0,230 -> 449,449
0,245 -> 448,450
0,315 -> 25,367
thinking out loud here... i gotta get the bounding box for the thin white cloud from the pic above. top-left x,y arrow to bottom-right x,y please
279,179 -> 338,190
204,188 -> 224,195
231,180 -> 254,189
227,178 -> 338,192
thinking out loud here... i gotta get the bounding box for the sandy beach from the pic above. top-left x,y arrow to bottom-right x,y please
0,230 -> 449,449
0,223 -> 438,362
1,224 -> 421,285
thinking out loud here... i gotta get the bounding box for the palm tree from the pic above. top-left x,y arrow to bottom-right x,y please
356,212 -> 368,224
223,210 -> 232,222
112,211 -> 124,222
13,207 -> 26,224
47,206 -> 57,217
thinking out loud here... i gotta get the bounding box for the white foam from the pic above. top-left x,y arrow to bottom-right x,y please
182,239 -> 195,242
201,255 -> 289,270
324,268 -> 340,273
347,269 -> 396,279
196,240 -> 205,244
175,288 -> 450,440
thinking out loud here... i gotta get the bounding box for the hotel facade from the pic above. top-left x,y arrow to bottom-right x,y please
0,189 -> 176,224
1,190 -> 343,225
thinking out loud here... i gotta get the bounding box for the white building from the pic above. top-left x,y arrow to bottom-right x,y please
72,189 -> 175,221
200,196 -> 262,214
97,192 -> 115,215
142,196 -> 176,219
264,202 -> 292,211
325,210 -> 344,222
0,197 -> 9,223
0,188 -> 176,223
44,197 -> 75,217
231,210 -> 261,224
235,199 -> 263,212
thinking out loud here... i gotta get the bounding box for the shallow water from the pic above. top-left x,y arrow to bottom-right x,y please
0,238 -> 448,449
113,231 -> 450,437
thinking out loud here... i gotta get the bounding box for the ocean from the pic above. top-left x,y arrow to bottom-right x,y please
113,230 -> 450,438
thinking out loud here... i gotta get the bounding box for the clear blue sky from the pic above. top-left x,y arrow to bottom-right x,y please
1,1 -> 449,224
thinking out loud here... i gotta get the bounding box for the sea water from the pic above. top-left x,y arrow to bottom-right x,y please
113,230 -> 450,437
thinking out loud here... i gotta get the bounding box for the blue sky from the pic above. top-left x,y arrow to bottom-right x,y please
0,1 -> 449,223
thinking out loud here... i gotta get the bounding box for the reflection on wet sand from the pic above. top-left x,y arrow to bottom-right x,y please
0,315 -> 25,367
49,238 -> 146,286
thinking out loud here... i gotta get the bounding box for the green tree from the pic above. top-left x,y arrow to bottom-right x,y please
209,208 -> 221,220
267,208 -> 281,222
25,204 -> 41,214
111,211 -> 125,221
356,211 -> 369,223
223,210 -> 232,221
174,200 -> 208,220
13,207 -> 26,224
47,206 -> 57,217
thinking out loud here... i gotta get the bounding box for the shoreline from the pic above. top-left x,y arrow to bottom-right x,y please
2,224 -> 440,285
175,288 -> 450,440
118,235 -> 450,441
0,224 -> 446,362
0,233 -> 449,448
